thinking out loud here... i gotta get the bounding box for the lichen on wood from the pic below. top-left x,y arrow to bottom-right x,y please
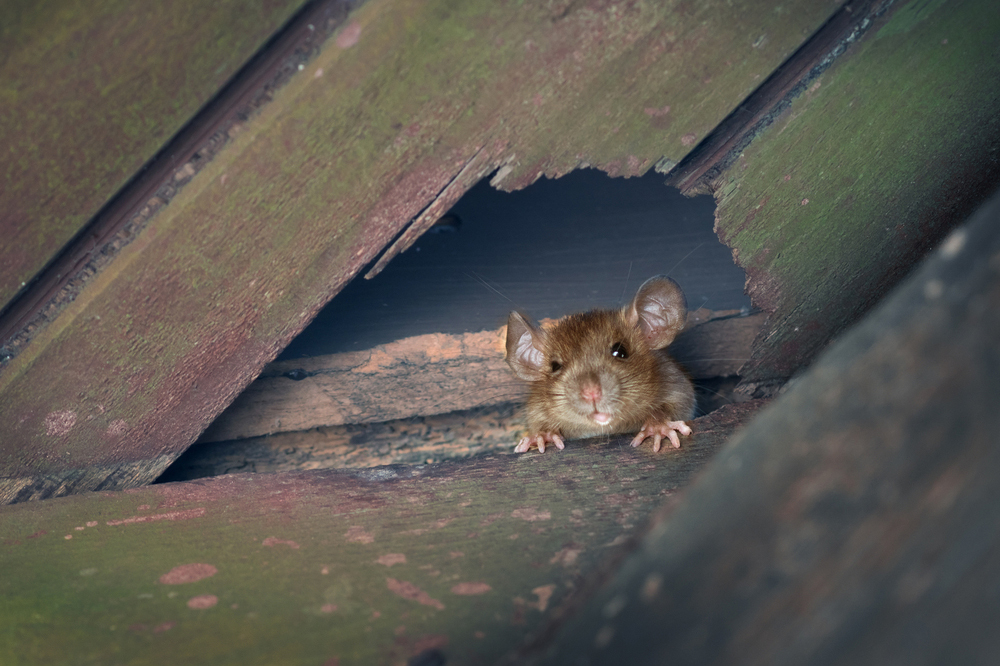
713,0 -> 1000,386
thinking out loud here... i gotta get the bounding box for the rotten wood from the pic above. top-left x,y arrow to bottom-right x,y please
198,309 -> 763,444
0,0 -> 839,504
710,0 -> 1000,389
0,401 -> 766,666
520,186 -> 1000,664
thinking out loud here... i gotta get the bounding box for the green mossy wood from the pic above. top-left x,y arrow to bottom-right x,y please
714,0 -> 1000,386
527,174 -> 1000,666
0,404 -> 761,666
0,0 -> 306,311
0,0 -> 839,503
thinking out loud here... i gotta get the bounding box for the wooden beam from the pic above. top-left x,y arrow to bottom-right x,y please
709,0 -> 1000,390
0,401 -> 767,665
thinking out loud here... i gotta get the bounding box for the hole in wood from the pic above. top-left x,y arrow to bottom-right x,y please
156,169 -> 761,483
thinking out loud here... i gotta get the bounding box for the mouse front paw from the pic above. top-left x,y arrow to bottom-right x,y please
629,420 -> 692,452
514,432 -> 566,454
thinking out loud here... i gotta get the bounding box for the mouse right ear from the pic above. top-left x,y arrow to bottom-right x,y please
625,276 -> 688,349
505,311 -> 547,381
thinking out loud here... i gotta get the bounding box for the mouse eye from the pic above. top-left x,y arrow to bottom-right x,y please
610,342 -> 629,360
550,360 -> 562,373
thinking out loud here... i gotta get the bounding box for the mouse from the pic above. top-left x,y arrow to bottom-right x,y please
504,276 -> 695,453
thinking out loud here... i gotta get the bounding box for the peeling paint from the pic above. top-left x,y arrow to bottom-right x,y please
451,582 -> 492,595
187,594 -> 219,609
386,578 -> 445,610
159,563 -> 218,585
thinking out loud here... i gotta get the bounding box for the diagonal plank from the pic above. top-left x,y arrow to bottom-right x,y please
0,0 -> 839,503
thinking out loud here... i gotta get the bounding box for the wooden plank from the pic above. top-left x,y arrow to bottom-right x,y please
162,377 -> 751,482
0,401 -> 766,666
0,0 -> 839,503
709,0 -> 1000,391
0,0 -> 308,312
199,309 -> 763,444
520,186 -> 1000,663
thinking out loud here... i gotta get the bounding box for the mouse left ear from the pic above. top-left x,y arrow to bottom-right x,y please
505,311 -> 548,381
625,276 -> 687,349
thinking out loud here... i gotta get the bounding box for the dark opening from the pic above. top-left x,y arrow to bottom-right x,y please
156,169 -> 751,483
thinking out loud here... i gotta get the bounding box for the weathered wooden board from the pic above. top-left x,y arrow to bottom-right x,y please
0,401 -> 765,666
0,0 -> 307,312
711,0 -> 1000,390
0,0 -> 840,503
162,378 -> 748,482
522,188 -> 1000,664
200,309 -> 762,443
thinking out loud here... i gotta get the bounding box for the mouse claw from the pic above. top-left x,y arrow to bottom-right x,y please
630,420 -> 691,452
515,432 -> 565,454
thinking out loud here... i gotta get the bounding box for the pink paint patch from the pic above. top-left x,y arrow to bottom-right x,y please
44,410 -> 76,436
386,578 -> 445,610
105,419 -> 128,438
451,582 -> 492,595
107,507 -> 206,526
160,563 -> 218,585
681,133 -> 698,146
320,604 -> 337,613
86,521 -> 98,527
345,526 -> 374,543
336,22 -> 362,49
801,198 -> 810,206
153,622 -> 175,633
377,553 -> 407,567
262,537 -> 300,549
187,594 -> 218,609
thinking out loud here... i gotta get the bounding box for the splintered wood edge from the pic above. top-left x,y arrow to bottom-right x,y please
198,309 -> 765,443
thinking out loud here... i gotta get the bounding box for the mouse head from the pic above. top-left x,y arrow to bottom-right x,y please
505,276 -> 687,381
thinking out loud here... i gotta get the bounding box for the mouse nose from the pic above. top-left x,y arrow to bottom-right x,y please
580,380 -> 602,403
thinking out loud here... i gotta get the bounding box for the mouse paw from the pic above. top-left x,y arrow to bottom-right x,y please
629,420 -> 691,452
514,432 -> 565,454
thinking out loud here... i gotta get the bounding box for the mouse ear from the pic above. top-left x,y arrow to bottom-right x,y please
624,276 -> 687,349
505,311 -> 548,381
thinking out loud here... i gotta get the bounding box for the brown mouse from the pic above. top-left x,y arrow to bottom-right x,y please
505,276 -> 695,453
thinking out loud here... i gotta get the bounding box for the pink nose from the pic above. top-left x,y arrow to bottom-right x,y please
580,382 -> 602,403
